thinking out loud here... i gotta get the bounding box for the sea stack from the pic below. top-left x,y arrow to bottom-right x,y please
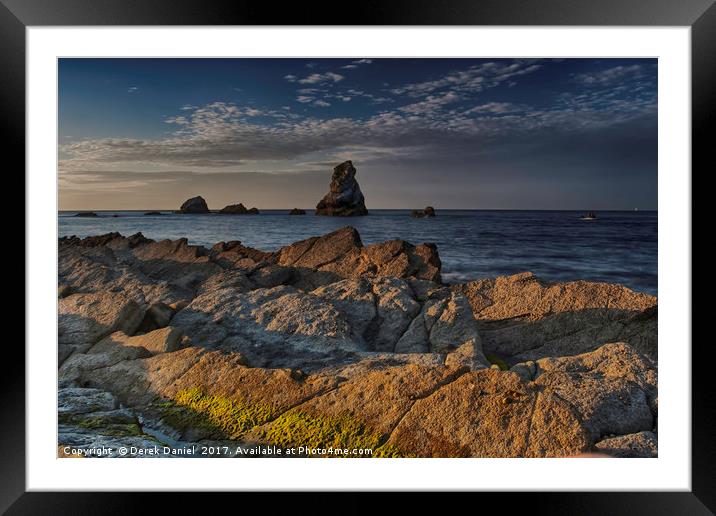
411,206 -> 436,218
178,196 -> 210,214
315,161 -> 368,216
219,203 -> 259,214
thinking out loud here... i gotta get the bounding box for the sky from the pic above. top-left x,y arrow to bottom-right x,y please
58,58 -> 657,210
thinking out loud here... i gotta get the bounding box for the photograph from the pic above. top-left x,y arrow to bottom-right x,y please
56,57 -> 659,459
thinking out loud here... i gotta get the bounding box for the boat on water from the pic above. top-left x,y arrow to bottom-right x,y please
579,211 -> 597,220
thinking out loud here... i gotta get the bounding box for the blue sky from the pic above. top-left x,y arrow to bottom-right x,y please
58,58 -> 657,210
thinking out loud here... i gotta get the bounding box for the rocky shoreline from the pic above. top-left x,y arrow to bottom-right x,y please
57,227 -> 657,458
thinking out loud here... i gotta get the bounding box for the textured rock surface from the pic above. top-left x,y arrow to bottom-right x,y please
276,227 -> 442,285
456,272 -> 657,361
57,229 -> 657,458
315,161 -> 368,216
386,370 -> 592,457
178,196 -> 210,213
594,431 -> 658,458
58,292 -> 145,363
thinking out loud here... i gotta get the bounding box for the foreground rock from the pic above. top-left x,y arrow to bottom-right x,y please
595,431 -> 658,458
177,196 -> 209,214
455,272 -> 657,362
274,226 -> 442,286
316,161 -> 368,216
219,203 -> 259,215
58,292 -> 145,364
57,228 -> 658,457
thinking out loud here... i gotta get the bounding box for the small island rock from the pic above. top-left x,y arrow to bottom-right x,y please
219,203 -> 260,215
316,161 -> 368,216
289,208 -> 306,215
178,196 -> 210,214
74,212 -> 98,217
411,206 -> 436,218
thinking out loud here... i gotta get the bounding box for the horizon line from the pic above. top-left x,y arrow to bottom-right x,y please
58,208 -> 657,212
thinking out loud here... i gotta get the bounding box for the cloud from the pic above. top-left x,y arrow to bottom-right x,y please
60,75 -> 655,174
341,59 -> 372,69
464,102 -> 519,115
59,61 -> 656,176
398,91 -> 460,114
296,72 -> 344,85
164,115 -> 188,125
574,65 -> 646,85
391,60 -> 542,97
127,86 -> 139,93
60,59 -> 657,211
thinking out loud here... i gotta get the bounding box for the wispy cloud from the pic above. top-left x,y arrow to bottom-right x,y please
127,86 -> 139,93
296,72 -> 344,85
391,61 -> 542,97
341,58 -> 373,69
60,60 -> 656,178
573,64 -> 647,85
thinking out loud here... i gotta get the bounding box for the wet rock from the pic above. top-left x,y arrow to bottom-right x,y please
58,387 -> 118,415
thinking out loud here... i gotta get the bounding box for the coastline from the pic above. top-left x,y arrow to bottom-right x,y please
57,227 -> 657,458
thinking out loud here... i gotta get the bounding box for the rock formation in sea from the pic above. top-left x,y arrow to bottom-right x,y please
144,211 -> 162,216
178,196 -> 210,214
289,208 -> 306,215
411,206 -> 436,218
74,212 -> 98,217
57,228 -> 657,458
219,203 -> 259,215
315,161 -> 368,216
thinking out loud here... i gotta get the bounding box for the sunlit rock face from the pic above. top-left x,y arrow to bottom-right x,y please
315,161 -> 368,216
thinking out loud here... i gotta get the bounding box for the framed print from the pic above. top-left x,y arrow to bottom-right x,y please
6,0 -> 711,512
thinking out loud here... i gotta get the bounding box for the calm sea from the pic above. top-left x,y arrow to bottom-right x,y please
58,210 -> 658,296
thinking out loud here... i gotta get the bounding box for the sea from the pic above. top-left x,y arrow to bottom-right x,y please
58,210 -> 658,296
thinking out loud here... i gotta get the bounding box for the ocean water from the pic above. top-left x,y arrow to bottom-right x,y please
58,210 -> 658,296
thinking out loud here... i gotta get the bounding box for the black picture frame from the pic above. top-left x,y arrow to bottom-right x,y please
5,0 -> 710,513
